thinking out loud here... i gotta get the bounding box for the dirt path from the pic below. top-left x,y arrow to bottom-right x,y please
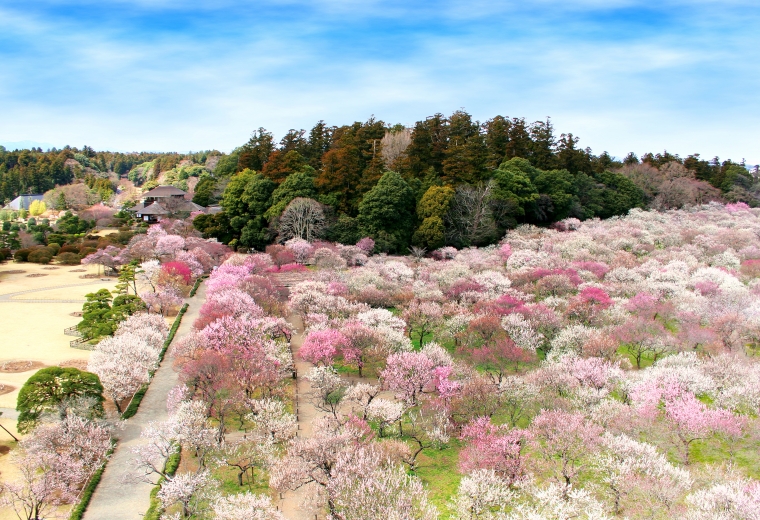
82,284 -> 206,520
279,313 -> 321,520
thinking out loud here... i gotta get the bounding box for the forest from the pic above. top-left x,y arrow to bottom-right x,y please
2,111 -> 757,254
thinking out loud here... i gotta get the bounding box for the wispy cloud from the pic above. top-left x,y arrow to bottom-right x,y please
0,1 -> 758,163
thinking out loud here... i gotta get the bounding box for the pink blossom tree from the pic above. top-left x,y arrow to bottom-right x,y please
459,417 -> 529,485
284,237 -> 314,264
162,260 -> 193,285
140,285 -> 183,316
380,351 -> 436,405
326,445 -> 438,520
664,391 -> 745,465
195,287 -> 264,330
340,322 -> 381,377
356,237 -> 375,254
157,469 -> 217,519
614,316 -> 672,369
300,329 -> 349,366
2,415 -> 113,519
529,409 -> 602,488
155,234 -> 186,259
211,492 -> 285,520
269,417 -> 362,516
88,331 -> 163,412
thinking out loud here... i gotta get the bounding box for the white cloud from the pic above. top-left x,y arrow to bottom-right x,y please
0,1 -> 757,165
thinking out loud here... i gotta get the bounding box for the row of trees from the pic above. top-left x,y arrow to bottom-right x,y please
190,111 -> 754,252
195,159 -> 644,253
125,254 -> 298,518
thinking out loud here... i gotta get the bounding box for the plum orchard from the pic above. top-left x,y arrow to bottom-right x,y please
118,204 -> 760,518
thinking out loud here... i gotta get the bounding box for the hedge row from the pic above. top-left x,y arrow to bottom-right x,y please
144,449 -> 182,520
121,303 -> 188,420
68,443 -> 116,520
189,276 -> 204,297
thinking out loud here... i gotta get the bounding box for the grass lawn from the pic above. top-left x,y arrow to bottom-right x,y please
413,443 -> 463,518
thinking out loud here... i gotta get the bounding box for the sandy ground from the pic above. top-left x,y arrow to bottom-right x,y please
0,261 -> 117,520
0,262 -> 118,409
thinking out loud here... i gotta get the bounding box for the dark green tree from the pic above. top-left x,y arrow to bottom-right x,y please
16,367 -> 105,433
491,158 -> 540,219
265,167 -> 318,219
442,110 -> 487,185
77,289 -> 115,340
413,185 -> 455,249
192,176 -> 216,207
238,128 -> 275,172
357,171 -> 415,253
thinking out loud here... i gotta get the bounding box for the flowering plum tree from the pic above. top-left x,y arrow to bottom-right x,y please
459,417 -> 528,485
326,445 -> 439,520
530,409 -> 602,488
211,492 -> 285,520
664,391 -> 745,465
380,351 -> 436,405
402,300 -> 444,347
300,329 -> 349,366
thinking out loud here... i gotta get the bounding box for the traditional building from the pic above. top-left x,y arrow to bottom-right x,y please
128,185 -> 205,222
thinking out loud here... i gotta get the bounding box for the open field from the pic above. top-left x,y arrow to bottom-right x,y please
0,261 -> 118,519
0,262 -> 118,409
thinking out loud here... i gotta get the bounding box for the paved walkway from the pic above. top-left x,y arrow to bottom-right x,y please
82,284 -> 206,520
279,313 -> 321,520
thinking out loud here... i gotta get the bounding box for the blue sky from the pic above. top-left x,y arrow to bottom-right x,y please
0,0 -> 758,164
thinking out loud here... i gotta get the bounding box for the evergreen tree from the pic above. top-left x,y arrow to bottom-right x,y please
357,171 -> 415,253
238,128 -> 275,172
16,367 -> 105,434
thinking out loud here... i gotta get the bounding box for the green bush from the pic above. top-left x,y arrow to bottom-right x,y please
60,244 -> 80,254
47,242 -> 61,255
14,248 -> 32,262
17,367 -> 105,434
189,277 -> 203,297
28,249 -> 54,264
0,248 -> 10,261
56,252 -> 81,265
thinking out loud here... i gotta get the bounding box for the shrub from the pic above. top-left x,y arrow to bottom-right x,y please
14,248 -> 32,262
740,259 -> 760,278
28,248 -> 54,264
57,252 -> 82,265
313,247 -> 347,270
0,248 -> 11,261
60,244 -> 80,254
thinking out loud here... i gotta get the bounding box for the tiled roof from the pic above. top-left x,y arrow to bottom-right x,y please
137,202 -> 170,215
141,185 -> 187,198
